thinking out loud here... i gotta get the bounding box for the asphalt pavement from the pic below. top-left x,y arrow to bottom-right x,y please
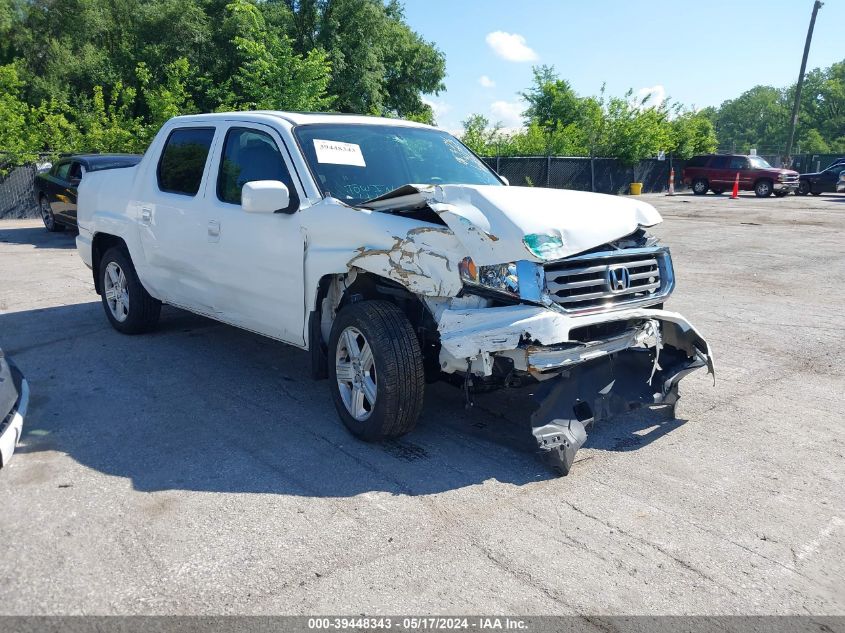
0,191 -> 842,615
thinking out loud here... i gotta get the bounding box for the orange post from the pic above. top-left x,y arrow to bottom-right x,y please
730,172 -> 740,199
668,168 -> 675,196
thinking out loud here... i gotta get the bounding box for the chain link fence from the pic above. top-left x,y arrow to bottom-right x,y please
483,156 -> 689,194
4,150 -> 841,220
0,160 -> 39,220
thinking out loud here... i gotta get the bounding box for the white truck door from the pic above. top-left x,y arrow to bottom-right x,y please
202,123 -> 306,346
137,126 -> 218,313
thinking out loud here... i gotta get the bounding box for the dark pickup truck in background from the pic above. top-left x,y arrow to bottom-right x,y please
682,154 -> 799,198
34,154 -> 141,232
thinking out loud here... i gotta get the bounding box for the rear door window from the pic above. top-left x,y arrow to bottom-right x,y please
728,157 -> 749,170
710,156 -> 731,169
157,127 -> 215,196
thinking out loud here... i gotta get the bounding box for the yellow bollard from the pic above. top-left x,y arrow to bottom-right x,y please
630,182 -> 643,195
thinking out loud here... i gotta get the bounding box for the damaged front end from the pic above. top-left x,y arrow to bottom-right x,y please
349,183 -> 715,475
433,300 -> 714,475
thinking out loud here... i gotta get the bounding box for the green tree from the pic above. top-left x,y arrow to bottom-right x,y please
0,63 -> 35,164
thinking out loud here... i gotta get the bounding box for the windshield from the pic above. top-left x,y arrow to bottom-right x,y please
294,123 -> 502,205
748,156 -> 773,169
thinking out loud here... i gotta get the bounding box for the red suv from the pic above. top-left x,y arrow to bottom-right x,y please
682,154 -> 799,197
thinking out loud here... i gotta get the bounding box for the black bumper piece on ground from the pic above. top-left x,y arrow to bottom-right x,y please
529,324 -> 713,475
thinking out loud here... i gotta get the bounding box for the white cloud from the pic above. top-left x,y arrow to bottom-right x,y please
490,100 -> 526,129
633,84 -> 667,109
485,31 -> 538,62
422,97 -> 452,123
478,75 -> 496,88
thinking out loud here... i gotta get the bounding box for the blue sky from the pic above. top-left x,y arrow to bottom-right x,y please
402,0 -> 845,132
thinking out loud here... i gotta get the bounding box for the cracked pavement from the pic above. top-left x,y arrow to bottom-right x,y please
0,192 -> 843,614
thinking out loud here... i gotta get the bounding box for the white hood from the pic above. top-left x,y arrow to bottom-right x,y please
363,184 -> 662,266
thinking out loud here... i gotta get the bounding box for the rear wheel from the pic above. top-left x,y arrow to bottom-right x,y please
328,300 -> 424,441
811,191 -> 821,196
692,179 -> 708,195
754,179 -> 773,197
99,247 -> 161,334
798,181 -> 811,196
39,196 -> 63,232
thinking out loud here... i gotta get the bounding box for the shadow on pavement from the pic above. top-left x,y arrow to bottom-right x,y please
1,301 -> 687,496
0,225 -> 78,249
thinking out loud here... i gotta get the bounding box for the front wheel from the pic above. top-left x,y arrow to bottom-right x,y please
692,179 -> 708,195
755,180 -> 773,197
798,181 -> 811,196
328,300 -> 424,441
39,197 -> 63,232
99,247 -> 161,334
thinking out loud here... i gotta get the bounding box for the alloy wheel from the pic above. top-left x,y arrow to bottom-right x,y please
40,198 -> 54,230
334,326 -> 377,421
104,261 -> 130,322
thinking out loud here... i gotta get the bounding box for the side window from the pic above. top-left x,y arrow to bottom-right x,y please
217,127 -> 299,212
728,157 -> 748,170
710,156 -> 730,169
68,162 -> 83,182
55,162 -> 71,180
157,127 -> 215,196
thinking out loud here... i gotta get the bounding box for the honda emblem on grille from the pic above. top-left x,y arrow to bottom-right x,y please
607,265 -> 631,292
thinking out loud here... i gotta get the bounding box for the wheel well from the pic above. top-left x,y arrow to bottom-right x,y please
754,177 -> 773,187
312,271 -> 441,380
91,233 -> 128,294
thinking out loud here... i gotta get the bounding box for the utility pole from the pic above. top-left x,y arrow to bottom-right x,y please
785,0 -> 823,165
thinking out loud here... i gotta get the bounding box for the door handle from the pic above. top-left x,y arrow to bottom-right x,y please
140,208 -> 152,224
208,220 -> 220,242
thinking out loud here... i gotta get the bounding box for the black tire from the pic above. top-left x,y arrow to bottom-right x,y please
39,196 -> 64,232
328,300 -> 424,441
99,247 -> 161,334
774,190 -> 789,197
754,179 -> 773,197
692,179 -> 708,195
798,181 -> 811,196
711,189 -> 724,195
811,191 -> 821,196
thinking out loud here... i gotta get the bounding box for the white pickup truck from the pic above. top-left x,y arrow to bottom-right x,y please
76,111 -> 713,474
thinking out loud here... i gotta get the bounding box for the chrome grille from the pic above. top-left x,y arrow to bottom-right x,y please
544,247 -> 673,313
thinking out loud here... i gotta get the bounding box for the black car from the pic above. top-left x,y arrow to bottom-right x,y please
34,154 -> 141,231
798,158 -> 845,196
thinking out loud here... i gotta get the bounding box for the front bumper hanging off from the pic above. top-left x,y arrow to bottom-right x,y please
529,319 -> 714,475
435,304 -> 715,475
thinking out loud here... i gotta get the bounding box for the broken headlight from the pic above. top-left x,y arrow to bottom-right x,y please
459,258 -> 545,301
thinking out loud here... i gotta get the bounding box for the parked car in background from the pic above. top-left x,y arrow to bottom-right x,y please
798,158 -> 845,196
682,154 -> 799,197
0,347 -> 29,469
34,154 -> 141,232
838,170 -> 845,193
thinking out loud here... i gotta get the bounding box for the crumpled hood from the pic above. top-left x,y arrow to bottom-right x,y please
363,184 -> 662,266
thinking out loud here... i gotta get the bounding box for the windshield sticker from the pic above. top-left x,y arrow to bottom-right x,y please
313,139 -> 366,167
